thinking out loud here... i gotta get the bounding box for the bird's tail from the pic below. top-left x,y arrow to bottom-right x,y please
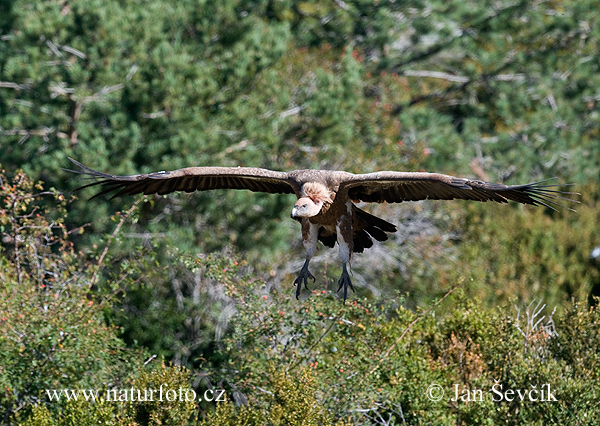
352,207 -> 397,253
316,207 -> 397,253
355,208 -> 397,233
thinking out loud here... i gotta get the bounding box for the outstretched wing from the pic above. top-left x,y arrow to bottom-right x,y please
339,171 -> 579,211
66,158 -> 301,199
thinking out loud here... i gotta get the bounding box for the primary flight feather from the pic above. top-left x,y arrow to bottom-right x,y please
66,158 -> 578,300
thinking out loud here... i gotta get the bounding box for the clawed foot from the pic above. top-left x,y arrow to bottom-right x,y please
336,263 -> 355,302
294,260 -> 315,299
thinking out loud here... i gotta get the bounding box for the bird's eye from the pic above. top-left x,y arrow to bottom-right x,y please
302,204 -> 307,208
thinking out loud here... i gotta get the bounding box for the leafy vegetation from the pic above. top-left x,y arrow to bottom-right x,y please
2,0 -> 600,424
1,172 -> 599,424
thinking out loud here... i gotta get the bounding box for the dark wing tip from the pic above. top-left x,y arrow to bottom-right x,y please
64,158 -> 137,199
513,178 -> 580,212
65,157 -> 103,175
62,158 -> 91,175
64,157 -> 118,180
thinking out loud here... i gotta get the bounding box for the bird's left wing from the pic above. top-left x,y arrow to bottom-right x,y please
338,171 -> 579,211
65,158 -> 301,199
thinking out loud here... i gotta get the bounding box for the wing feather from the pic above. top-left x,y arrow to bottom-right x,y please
340,172 -> 579,210
65,158 -> 300,199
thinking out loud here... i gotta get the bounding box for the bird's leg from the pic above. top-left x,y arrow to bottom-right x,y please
294,219 -> 318,299
294,259 -> 315,299
336,202 -> 355,302
336,262 -> 354,302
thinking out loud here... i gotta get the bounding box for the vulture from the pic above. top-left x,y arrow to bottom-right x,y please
66,158 -> 578,301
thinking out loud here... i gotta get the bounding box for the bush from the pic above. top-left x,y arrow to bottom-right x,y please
206,273 -> 600,425
16,362 -> 196,426
0,170 -> 195,425
445,187 -> 600,308
199,368 -> 351,426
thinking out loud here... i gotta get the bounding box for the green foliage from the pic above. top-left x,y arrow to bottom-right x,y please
3,1 -> 600,423
199,368 -> 351,426
0,170 -> 196,425
208,277 -> 600,424
3,0 -> 597,265
1,172 -> 599,425
443,188 -> 600,308
16,362 -> 196,426
2,0 -> 597,317
121,363 -> 197,426
0,170 -> 124,420
17,399 -> 117,426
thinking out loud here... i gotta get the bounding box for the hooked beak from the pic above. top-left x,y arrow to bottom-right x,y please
291,206 -> 299,218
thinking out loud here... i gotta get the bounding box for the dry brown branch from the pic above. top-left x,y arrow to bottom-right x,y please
90,200 -> 140,287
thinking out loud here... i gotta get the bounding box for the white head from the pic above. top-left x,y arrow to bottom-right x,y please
291,197 -> 323,218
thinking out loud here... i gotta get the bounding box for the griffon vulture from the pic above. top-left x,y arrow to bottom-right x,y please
66,158 -> 577,300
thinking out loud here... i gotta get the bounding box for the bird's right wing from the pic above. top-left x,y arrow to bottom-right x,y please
65,158 -> 301,199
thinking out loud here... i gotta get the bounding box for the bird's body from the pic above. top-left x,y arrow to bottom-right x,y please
66,158 -> 578,300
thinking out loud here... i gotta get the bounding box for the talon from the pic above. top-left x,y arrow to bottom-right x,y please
336,264 -> 354,302
294,260 -> 314,299
305,271 -> 315,289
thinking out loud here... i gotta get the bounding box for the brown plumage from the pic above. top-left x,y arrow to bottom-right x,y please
66,158 -> 578,301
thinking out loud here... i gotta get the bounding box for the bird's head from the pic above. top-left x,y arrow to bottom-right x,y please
291,197 -> 323,218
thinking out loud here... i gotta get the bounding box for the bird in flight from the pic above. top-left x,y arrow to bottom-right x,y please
66,158 -> 578,301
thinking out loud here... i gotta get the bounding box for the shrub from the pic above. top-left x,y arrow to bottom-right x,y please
206,274 -> 600,425
0,170 -> 196,425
